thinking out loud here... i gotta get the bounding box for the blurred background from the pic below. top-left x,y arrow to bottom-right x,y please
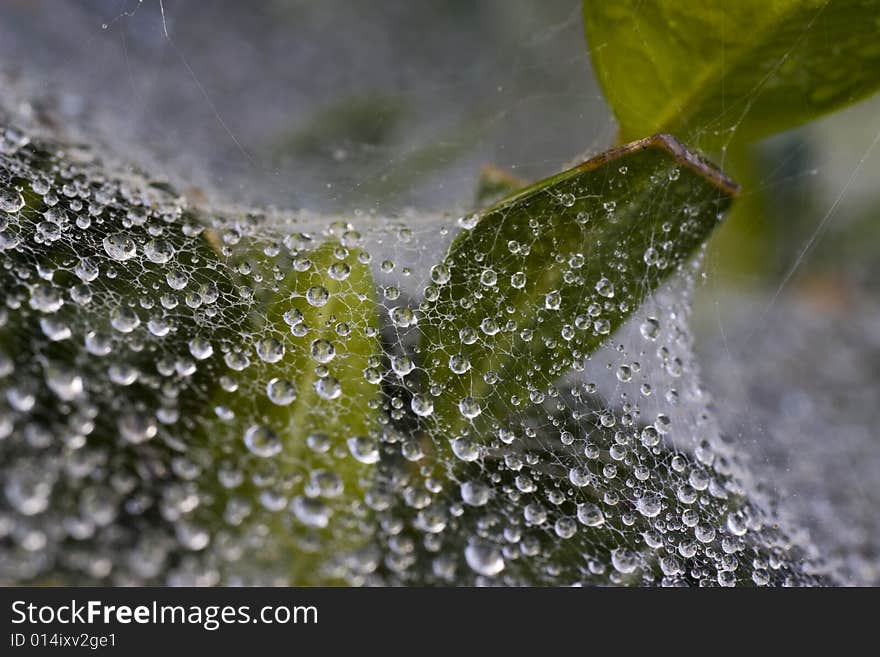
1,0 -> 879,584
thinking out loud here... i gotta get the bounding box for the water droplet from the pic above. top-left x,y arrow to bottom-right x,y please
452,437 -> 479,461
554,517 -> 577,539
266,378 -> 296,405
347,436 -> 379,464
102,233 -> 137,261
637,494 -> 662,518
643,246 -> 660,266
46,367 -> 83,401
595,277 -> 614,298
640,317 -> 660,340
611,548 -> 639,574
410,394 -> 434,417
310,339 -> 336,364
0,188 -> 25,213
256,337 -> 285,363
430,264 -> 450,284
391,356 -> 414,376
464,543 -> 504,577
110,307 -> 140,333
188,337 -> 213,360
75,258 -> 99,282
291,497 -> 330,528
306,285 -> 329,307
144,239 -> 174,264
569,467 -> 593,488
29,285 -> 64,313
328,261 -> 350,281
118,413 -> 158,444
244,425 -> 282,458
449,354 -> 471,374
315,377 -> 341,400
577,503 -> 605,527
460,481 -> 490,506
458,396 -> 481,419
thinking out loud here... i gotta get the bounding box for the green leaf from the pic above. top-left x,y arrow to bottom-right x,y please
418,134 -> 737,439
583,0 -> 880,148
202,235 -> 383,584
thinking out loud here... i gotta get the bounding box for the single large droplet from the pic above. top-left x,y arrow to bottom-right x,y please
291,496 -> 330,528
110,307 -> 140,333
410,393 -> 434,417
103,233 -> 137,261
576,503 -> 605,527
266,378 -> 296,405
460,481 -> 490,506
256,337 -> 285,363
315,377 -> 341,400
0,188 -> 25,213
637,494 -> 662,518
244,425 -> 282,458
451,437 -> 479,462
595,277 -> 614,298
458,396 -> 481,419
306,285 -> 329,307
545,290 -> 561,310
188,337 -> 214,360
347,436 -> 379,464
464,543 -> 504,577
611,548 -> 639,574
310,339 -> 336,364
640,317 -> 660,340
29,285 -> 64,313
45,367 -> 84,401
144,239 -> 174,264
391,356 -> 414,376
118,413 -> 158,444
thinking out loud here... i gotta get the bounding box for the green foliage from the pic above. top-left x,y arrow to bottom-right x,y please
420,135 -> 737,439
583,0 -> 880,149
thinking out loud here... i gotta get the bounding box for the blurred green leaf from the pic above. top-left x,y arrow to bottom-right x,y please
474,164 -> 526,208
583,0 -> 880,148
279,93 -> 410,158
419,134 -> 737,438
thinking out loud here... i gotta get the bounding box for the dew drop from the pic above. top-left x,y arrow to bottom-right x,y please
577,503 -> 605,527
410,394 -> 433,417
451,437 -> 479,462
458,396 -> 481,419
347,436 -> 379,464
256,337 -> 285,363
244,425 -> 282,458
464,543 -> 504,577
266,378 -> 296,405
0,188 -> 25,213
310,339 -> 336,364
144,239 -> 174,264
306,285 -> 329,307
102,233 -> 137,261
460,481 -> 490,506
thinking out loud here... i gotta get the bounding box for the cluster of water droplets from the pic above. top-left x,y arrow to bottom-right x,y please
0,114 -> 828,586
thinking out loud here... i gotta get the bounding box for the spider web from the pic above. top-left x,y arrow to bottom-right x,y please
0,0 -> 876,586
